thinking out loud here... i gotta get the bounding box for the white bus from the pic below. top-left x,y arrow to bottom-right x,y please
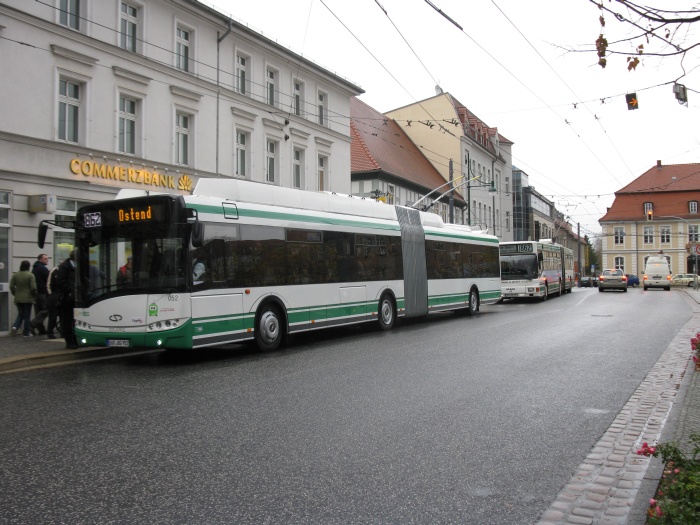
40,179 -> 501,351
499,240 -> 574,301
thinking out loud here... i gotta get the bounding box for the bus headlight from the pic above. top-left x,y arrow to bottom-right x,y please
148,319 -> 183,332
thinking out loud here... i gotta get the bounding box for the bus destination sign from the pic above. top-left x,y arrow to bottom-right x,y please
500,243 -> 534,254
118,205 -> 153,223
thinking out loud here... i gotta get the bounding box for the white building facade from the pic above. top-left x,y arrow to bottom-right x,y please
0,0 -> 362,333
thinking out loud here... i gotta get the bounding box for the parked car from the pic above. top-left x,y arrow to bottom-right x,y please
671,273 -> 700,287
580,276 -> 592,287
625,274 -> 640,287
598,269 -> 628,292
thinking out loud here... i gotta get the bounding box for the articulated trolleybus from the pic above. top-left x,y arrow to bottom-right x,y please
499,240 -> 574,301
43,179 -> 501,351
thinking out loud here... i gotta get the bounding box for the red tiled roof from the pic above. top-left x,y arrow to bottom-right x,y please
350,97 -> 464,201
600,162 -> 700,222
448,94 -> 513,145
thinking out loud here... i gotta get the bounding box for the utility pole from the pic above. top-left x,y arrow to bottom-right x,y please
577,223 -> 581,285
449,159 -> 454,224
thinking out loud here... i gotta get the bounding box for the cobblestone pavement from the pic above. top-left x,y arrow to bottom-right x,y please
535,292 -> 700,525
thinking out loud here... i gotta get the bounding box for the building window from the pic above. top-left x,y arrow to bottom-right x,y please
318,155 -> 327,191
235,131 -> 248,178
54,198 -> 93,264
644,202 -> 653,214
292,147 -> 304,189
266,68 -> 277,107
643,226 -> 653,244
175,27 -> 191,72
690,201 -> 698,214
235,53 -> 249,95
120,3 -> 138,52
690,225 -> 699,243
266,139 -> 278,183
318,91 -> 327,127
293,80 -> 304,117
118,95 -> 137,154
60,0 -> 80,30
506,211 -> 511,231
660,225 -> 671,243
505,177 -> 510,195
614,227 -> 624,245
386,184 -> 395,205
175,112 -> 191,165
58,79 -> 80,143
614,256 -> 624,272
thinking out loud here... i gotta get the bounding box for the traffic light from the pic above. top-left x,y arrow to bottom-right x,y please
626,93 -> 639,110
646,209 -> 653,221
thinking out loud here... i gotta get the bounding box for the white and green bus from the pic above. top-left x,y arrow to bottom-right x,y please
41,179 -> 501,351
499,240 -> 574,301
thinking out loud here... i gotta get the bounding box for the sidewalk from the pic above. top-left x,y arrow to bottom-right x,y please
0,331 -> 154,374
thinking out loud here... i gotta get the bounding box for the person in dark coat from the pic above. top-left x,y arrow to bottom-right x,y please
10,260 -> 37,337
30,253 -> 50,335
45,265 -> 60,339
56,249 -> 78,349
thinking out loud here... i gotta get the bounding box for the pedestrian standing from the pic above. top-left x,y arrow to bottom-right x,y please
56,249 -> 78,349
10,260 -> 37,337
30,253 -> 50,335
45,264 -> 60,339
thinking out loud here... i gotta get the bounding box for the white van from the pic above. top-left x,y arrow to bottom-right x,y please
643,256 -> 672,291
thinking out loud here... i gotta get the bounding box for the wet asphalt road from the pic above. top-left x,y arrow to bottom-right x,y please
0,287 -> 692,524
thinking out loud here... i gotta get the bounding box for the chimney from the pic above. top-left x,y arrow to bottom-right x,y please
657,160 -> 662,168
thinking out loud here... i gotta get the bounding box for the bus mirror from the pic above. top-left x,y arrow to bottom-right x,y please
38,222 -> 48,249
192,220 -> 204,247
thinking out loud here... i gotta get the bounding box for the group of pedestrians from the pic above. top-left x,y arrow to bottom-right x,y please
9,250 -> 77,349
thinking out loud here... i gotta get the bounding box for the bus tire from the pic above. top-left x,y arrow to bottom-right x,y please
378,294 -> 396,331
467,287 -> 479,315
255,303 -> 284,351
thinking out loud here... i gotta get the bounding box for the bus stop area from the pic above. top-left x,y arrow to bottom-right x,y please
0,334 -> 155,374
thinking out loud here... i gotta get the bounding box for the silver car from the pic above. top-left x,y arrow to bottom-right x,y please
598,269 -> 628,292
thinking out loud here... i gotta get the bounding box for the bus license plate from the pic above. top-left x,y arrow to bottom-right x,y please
106,339 -> 130,348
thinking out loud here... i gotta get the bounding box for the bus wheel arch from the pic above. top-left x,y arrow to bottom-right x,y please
378,292 -> 396,331
254,299 -> 287,351
540,282 -> 548,301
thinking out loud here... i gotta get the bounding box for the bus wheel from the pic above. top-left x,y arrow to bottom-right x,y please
255,304 -> 284,351
467,288 -> 479,315
378,294 -> 395,331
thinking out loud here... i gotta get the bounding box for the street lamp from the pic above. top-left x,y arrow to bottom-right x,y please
658,215 -> 698,291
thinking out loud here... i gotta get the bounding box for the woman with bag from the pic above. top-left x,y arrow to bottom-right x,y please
10,260 -> 37,337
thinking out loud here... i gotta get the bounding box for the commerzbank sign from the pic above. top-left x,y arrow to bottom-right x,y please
69,158 -> 194,192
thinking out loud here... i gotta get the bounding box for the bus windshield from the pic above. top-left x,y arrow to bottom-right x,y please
75,197 -> 188,305
500,254 -> 539,280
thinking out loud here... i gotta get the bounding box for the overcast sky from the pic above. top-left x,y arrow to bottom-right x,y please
208,0 -> 700,237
